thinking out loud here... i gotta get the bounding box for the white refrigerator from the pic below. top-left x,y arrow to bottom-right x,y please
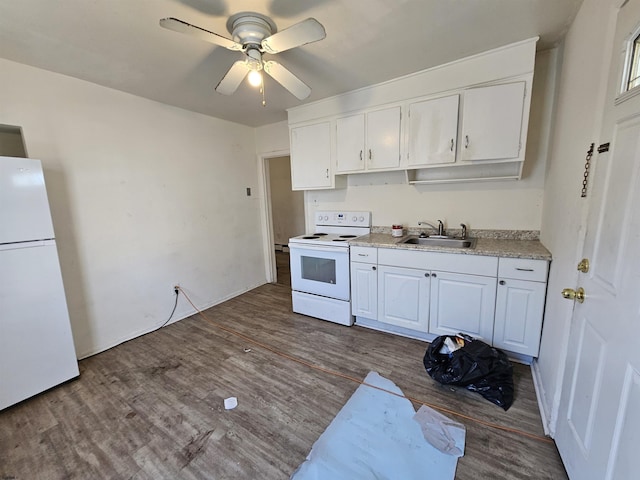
0,156 -> 79,410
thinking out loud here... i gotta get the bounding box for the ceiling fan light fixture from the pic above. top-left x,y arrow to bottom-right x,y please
247,69 -> 263,87
160,13 -> 325,100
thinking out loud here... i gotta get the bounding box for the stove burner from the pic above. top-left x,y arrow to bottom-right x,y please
332,238 -> 347,242
313,232 -> 328,236
302,236 -> 320,239
339,235 -> 357,238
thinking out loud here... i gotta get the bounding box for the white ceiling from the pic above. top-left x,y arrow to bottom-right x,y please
0,0 -> 583,127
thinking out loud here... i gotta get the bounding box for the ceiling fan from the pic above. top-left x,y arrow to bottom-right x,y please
159,12 -> 326,101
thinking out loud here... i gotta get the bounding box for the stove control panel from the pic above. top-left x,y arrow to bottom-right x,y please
315,211 -> 372,227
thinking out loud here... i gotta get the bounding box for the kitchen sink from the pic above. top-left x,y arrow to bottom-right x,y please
401,236 -> 476,248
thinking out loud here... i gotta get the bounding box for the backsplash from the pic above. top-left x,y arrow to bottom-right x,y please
371,226 -> 540,241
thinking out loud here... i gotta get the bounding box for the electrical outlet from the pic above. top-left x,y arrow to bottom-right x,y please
172,284 -> 180,294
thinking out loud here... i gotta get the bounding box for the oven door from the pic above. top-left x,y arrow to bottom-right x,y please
289,243 -> 350,301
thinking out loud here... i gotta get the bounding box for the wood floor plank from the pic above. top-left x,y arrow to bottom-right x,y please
0,281 -> 567,479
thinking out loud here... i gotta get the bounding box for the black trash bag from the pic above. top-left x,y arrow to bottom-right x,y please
423,334 -> 514,410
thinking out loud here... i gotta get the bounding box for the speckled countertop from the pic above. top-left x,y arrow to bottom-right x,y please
350,231 -> 552,261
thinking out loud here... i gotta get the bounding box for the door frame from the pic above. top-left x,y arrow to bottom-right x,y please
257,149 -> 290,284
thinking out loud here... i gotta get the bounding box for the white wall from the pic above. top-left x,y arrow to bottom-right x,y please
0,58 -> 266,359
535,0 -> 619,434
304,49 -> 558,233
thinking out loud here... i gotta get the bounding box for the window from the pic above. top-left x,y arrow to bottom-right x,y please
627,33 -> 640,91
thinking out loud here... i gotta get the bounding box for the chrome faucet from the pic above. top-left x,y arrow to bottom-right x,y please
460,223 -> 467,240
418,220 -> 445,237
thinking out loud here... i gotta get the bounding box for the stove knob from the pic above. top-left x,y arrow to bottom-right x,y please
359,216 -> 364,222
323,215 -> 329,221
352,216 -> 357,222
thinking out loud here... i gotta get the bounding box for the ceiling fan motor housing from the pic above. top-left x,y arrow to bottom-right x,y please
227,13 -> 276,48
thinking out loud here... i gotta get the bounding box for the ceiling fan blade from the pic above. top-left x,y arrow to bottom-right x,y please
216,61 -> 250,95
159,17 -> 243,51
263,60 -> 311,100
261,18 -> 326,54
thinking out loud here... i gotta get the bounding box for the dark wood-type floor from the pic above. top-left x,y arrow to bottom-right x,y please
0,259 -> 568,479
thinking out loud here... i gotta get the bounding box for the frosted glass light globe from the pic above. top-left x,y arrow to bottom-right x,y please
248,70 -> 262,87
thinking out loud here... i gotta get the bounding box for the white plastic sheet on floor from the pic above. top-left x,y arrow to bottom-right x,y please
291,371 -> 465,480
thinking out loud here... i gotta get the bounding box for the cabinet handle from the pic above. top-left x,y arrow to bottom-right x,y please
369,149 -> 372,160
450,138 -> 454,152
357,253 -> 368,257
325,168 -> 329,178
431,273 -> 437,277
516,268 -> 534,272
465,135 -> 469,149
372,266 -> 376,271
360,150 -> 363,161
499,280 -> 506,285
424,273 -> 429,277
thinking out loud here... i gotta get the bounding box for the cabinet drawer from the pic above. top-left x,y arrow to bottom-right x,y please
498,258 -> 548,282
351,246 -> 377,264
378,248 -> 497,277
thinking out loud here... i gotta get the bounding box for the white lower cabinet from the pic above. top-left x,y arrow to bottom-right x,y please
350,261 -> 378,319
351,247 -> 549,360
377,265 -> 430,331
428,271 -> 497,343
493,258 -> 549,356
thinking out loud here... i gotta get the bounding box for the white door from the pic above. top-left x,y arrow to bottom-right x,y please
493,278 -> 546,356
408,95 -> 459,167
290,122 -> 332,190
366,106 -> 401,170
460,82 -> 525,161
336,114 -> 365,173
428,271 -> 496,343
350,262 -> 377,319
289,244 -> 350,301
0,157 -> 55,243
377,265 -> 430,331
0,242 -> 79,410
555,2 -> 640,478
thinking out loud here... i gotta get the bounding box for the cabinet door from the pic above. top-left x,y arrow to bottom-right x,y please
336,114 -> 365,173
429,271 -> 496,343
290,122 -> 332,190
350,262 -> 377,319
494,278 -> 546,356
366,106 -> 401,170
460,82 -> 525,161
378,265 -> 430,331
408,95 -> 459,167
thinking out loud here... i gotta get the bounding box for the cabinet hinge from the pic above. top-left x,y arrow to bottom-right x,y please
597,142 -> 610,153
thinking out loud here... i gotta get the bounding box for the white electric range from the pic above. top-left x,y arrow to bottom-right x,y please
288,211 -> 372,326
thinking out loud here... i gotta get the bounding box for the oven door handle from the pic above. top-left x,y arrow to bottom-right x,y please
288,243 -> 349,254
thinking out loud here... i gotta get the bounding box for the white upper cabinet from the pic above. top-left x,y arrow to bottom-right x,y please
407,94 -> 459,167
290,122 -> 333,190
336,106 -> 401,173
460,82 -> 526,161
335,113 -> 365,172
288,38 -> 538,187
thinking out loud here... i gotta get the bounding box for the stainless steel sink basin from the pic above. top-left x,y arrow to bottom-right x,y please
401,236 -> 476,248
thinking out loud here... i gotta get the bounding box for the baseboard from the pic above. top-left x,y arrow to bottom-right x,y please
531,360 -> 551,436
77,280 -> 267,360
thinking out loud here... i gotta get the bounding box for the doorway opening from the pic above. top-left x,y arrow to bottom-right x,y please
263,155 -> 305,286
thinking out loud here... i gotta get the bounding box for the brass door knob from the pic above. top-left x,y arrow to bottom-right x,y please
562,287 -> 585,303
577,258 -> 590,273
